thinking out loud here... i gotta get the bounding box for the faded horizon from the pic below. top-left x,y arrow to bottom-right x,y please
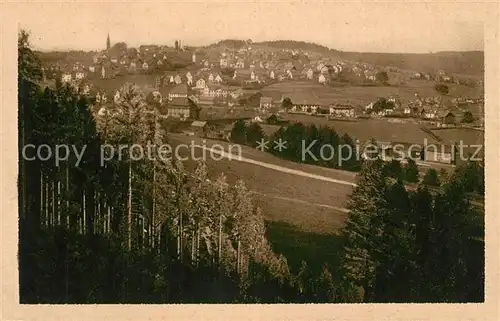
15,1 -> 485,53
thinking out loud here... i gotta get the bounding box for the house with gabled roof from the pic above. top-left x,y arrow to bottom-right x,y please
214,74 -> 223,84
168,83 -> 188,101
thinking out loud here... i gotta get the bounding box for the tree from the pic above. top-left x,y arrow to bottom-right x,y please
340,159 -> 389,301
111,42 -> 127,52
404,159 -> 419,183
105,84 -> 149,249
372,98 -> 394,114
245,123 -> 265,148
281,97 -> 293,110
18,30 -> 43,222
267,114 -> 279,125
434,83 -> 449,95
230,120 -> 247,144
434,84 -> 449,108
462,111 -> 475,123
384,159 -> 403,180
375,71 -> 389,83
423,168 -> 440,186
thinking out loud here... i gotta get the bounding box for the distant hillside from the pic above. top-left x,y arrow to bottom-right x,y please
256,40 -> 339,55
209,39 -> 483,76
338,51 -> 484,76
208,39 -> 248,49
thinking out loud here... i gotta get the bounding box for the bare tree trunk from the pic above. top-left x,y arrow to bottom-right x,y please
179,212 -> 183,261
157,225 -> 162,255
82,189 -> 86,235
191,232 -> 195,263
152,164 -> 156,249
40,171 -> 44,227
237,238 -> 241,274
96,190 -> 101,235
128,161 -> 132,250
45,176 -> 49,227
176,218 -> 180,258
141,216 -> 145,250
65,164 -> 70,229
51,180 -> 55,228
196,225 -> 200,266
218,215 -> 223,264
107,205 -> 111,234
102,197 -> 106,235
57,180 -> 61,226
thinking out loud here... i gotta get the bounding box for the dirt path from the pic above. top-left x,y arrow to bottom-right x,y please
251,190 -> 349,213
188,142 -> 357,187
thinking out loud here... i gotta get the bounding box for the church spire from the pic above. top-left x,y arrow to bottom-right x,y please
106,33 -> 111,50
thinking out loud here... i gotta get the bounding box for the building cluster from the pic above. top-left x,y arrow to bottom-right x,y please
40,35 -> 483,127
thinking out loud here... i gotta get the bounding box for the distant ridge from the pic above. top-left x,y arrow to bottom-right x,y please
208,39 -> 483,76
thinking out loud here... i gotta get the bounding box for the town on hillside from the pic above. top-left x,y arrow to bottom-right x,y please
17,14 -> 486,306
39,35 -> 485,167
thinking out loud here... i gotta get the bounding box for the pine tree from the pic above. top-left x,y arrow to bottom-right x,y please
340,159 -> 389,301
423,168 -> 440,186
404,158 -> 420,183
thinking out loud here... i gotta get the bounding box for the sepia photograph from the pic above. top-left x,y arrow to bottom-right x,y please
1,0 -> 499,319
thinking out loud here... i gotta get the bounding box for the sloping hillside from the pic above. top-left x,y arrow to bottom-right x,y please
338,51 -> 484,76
249,40 -> 483,76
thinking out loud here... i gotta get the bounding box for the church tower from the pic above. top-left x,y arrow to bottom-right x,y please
106,33 -> 111,50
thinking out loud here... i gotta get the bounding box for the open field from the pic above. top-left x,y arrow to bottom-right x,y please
262,80 -> 482,107
167,133 -> 483,274
265,221 -> 343,274
431,128 -> 484,145
280,114 -> 442,144
169,134 -> 354,234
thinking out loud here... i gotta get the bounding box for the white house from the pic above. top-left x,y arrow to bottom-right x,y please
61,73 -> 72,83
75,72 -> 85,80
142,62 -> 149,70
214,74 -> 223,84
174,75 -> 182,84
196,78 -> 206,89
306,68 -> 314,80
114,90 -> 120,103
329,105 -> 355,118
186,72 -> 193,85
318,74 -> 326,84
208,73 -> 214,82
89,66 -> 96,73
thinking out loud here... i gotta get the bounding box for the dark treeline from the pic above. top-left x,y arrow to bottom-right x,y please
18,30 -> 341,304
19,30 -> 484,303
340,159 -> 484,302
231,120 -> 362,172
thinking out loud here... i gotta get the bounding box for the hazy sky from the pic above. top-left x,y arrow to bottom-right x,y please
15,1 -> 486,53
